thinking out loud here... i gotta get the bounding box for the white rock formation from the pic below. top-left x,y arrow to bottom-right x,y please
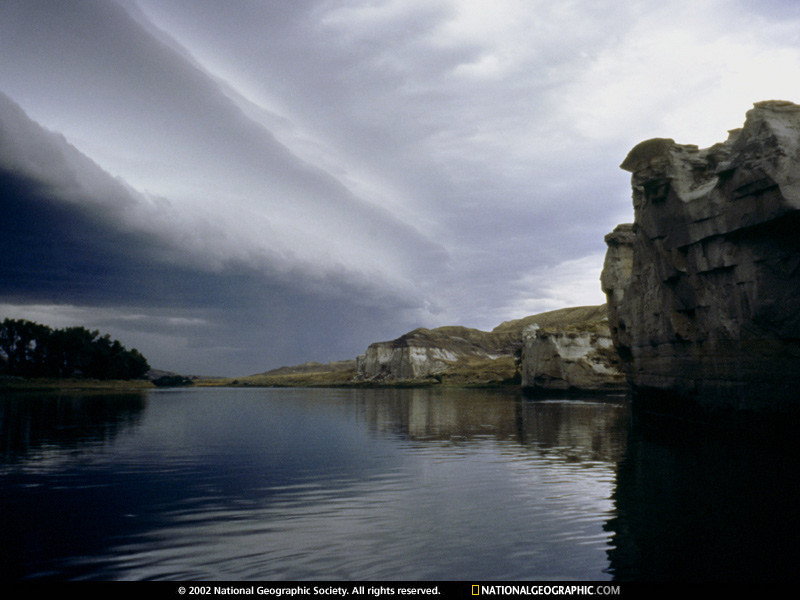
520,323 -> 626,392
355,306 -> 624,388
356,344 -> 461,381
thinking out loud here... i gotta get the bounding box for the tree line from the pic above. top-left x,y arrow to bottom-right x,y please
0,318 -> 150,380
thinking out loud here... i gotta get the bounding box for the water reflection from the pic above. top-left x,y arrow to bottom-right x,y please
0,388 -> 627,581
4,386 -> 797,581
0,390 -> 146,459
607,409 -> 800,582
0,390 -> 149,580
354,388 -> 628,463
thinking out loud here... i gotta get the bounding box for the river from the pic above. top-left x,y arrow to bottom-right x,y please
0,386 -> 797,581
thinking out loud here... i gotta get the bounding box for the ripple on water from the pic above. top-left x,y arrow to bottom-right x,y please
3,388 -> 624,581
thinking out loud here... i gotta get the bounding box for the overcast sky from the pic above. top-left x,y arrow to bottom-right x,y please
2,0 -> 800,376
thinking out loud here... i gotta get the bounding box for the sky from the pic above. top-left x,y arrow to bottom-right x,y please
2,0 -> 800,376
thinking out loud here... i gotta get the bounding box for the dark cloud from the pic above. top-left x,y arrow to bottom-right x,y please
0,158 -> 423,375
0,87 -> 424,375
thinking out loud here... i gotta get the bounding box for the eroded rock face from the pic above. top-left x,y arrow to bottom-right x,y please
602,100 -> 800,413
520,323 -> 626,392
356,341 -> 462,381
355,306 -> 618,386
601,224 -> 635,360
355,325 -> 518,383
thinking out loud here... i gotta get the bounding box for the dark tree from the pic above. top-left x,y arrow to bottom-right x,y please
0,318 -> 150,380
0,318 -> 51,377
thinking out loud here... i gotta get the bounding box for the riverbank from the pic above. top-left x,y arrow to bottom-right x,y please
0,377 -> 155,392
198,357 -> 521,389
1,373 -> 521,392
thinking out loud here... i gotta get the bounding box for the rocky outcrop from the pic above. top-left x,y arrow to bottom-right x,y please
356,305 -> 624,389
602,100 -> 800,413
600,224 -> 635,360
356,338 -> 462,381
520,323 -> 625,392
355,325 -> 519,383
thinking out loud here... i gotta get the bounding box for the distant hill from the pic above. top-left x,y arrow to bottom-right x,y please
255,360 -> 357,377
204,306 -> 610,388
204,360 -> 358,387
355,305 -> 610,385
491,305 -> 608,334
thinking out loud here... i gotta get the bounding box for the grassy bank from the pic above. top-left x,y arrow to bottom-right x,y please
198,355 -> 520,389
1,374 -> 520,391
0,377 -> 155,392
200,369 -> 359,388
1,354 -> 521,391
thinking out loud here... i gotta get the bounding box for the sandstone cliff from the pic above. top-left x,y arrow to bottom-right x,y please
602,100 -> 800,413
520,323 -> 625,392
356,305 -> 623,388
355,324 -> 519,384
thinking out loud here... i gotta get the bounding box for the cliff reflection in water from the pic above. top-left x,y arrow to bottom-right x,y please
352,388 -> 800,582
606,408 -> 800,582
354,388 -> 629,464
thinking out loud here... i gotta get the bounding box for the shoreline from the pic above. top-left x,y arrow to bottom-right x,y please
0,377 -> 156,392
1,376 -> 525,392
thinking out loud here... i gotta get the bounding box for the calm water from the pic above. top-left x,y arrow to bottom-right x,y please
0,386 -> 797,582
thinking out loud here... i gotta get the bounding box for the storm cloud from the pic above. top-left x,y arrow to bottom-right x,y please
2,0 -> 800,375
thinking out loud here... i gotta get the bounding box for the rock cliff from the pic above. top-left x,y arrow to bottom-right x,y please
356,305 -> 624,389
520,323 -> 625,392
602,100 -> 800,413
355,325 -> 519,384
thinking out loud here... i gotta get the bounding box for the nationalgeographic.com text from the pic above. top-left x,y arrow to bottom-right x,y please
473,585 -> 621,596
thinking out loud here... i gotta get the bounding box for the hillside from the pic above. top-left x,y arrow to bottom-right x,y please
492,305 -> 609,334
203,306 -> 611,388
355,305 -> 610,385
204,360 -> 357,387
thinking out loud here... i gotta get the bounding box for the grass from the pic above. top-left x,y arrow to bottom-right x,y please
492,305 -> 609,334
202,367 -> 359,388
0,377 -> 155,392
196,355 -> 521,389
